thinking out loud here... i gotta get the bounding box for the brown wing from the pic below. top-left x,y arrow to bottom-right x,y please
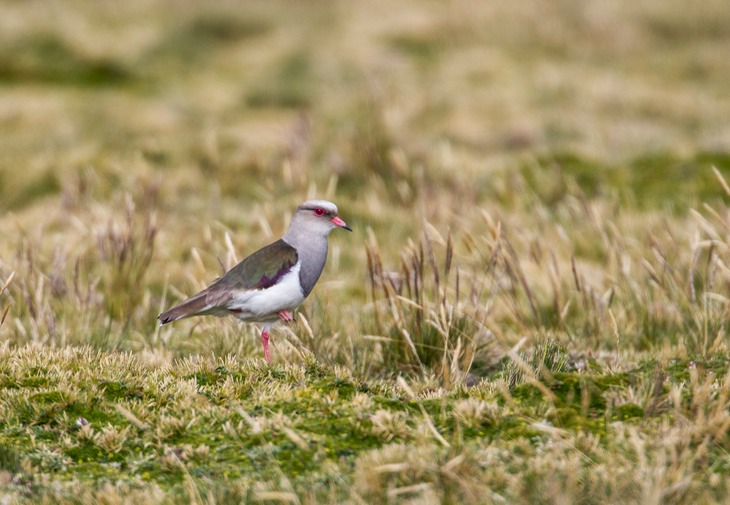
158,239 -> 298,324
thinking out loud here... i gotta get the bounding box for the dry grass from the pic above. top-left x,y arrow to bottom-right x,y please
1,0 -> 730,503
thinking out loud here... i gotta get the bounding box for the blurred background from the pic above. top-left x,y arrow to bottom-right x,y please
2,0 -> 729,206
1,0 -> 730,369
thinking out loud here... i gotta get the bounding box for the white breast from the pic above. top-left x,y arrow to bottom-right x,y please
226,263 -> 306,322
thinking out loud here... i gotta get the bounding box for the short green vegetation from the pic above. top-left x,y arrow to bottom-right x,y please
2,346 -> 728,503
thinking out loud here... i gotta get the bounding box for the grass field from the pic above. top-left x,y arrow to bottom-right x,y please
2,0 -> 730,503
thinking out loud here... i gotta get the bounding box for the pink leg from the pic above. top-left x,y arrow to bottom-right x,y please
278,310 -> 294,322
261,329 -> 271,362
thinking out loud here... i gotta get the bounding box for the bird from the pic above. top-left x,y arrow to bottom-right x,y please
158,199 -> 352,361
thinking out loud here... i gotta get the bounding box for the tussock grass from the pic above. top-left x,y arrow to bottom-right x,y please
2,0 -> 730,502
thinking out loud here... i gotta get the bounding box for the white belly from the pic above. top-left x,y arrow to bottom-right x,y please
226,264 -> 305,322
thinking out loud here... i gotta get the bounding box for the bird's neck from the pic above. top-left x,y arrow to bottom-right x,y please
283,229 -> 329,297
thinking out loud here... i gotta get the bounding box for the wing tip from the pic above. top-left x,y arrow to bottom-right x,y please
157,311 -> 176,325
157,294 -> 216,325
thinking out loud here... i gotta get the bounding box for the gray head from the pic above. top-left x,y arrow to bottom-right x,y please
282,200 -> 351,297
284,200 -> 352,240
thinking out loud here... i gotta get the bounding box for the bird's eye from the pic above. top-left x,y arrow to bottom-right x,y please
314,208 -> 325,217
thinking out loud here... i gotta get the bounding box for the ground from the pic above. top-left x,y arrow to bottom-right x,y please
1,0 -> 730,503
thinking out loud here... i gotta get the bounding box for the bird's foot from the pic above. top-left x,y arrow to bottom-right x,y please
278,310 -> 295,323
261,330 -> 271,362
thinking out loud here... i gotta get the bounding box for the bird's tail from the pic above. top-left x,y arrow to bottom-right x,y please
158,292 -> 210,325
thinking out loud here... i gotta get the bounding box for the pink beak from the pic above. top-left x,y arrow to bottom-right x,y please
330,216 -> 352,231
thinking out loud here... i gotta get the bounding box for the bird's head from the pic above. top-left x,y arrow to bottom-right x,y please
289,199 -> 352,237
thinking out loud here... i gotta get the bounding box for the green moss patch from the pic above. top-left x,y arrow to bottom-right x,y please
524,151 -> 730,211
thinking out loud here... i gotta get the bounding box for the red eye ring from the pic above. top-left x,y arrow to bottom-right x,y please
314,208 -> 325,217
